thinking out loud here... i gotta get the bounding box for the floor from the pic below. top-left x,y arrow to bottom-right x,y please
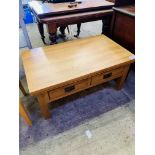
19,21 -> 135,155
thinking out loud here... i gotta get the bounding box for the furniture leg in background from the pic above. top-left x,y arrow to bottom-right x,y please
37,21 -> 46,44
59,26 -> 67,37
74,23 -> 81,38
46,23 -> 57,45
102,15 -> 112,36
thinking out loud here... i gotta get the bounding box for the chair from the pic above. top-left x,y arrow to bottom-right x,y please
19,73 -> 32,126
19,99 -> 32,126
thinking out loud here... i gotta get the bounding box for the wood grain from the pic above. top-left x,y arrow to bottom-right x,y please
22,35 -> 134,95
37,93 -> 51,119
111,5 -> 135,52
115,65 -> 130,89
48,78 -> 91,101
91,67 -> 124,86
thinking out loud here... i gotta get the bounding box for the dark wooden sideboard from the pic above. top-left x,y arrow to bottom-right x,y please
110,5 -> 135,53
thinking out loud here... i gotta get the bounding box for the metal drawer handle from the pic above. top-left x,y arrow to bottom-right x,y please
103,73 -> 112,79
64,85 -> 75,93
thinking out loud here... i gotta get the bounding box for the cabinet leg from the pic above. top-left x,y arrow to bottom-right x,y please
37,94 -> 51,119
116,65 -> 130,90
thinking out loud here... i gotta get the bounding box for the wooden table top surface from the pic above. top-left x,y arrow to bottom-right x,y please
22,35 -> 134,95
29,0 -> 114,18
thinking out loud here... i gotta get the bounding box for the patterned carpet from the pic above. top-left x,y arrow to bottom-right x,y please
20,70 -> 135,149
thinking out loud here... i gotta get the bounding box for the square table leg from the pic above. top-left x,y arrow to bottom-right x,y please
116,65 -> 130,90
37,94 -> 51,119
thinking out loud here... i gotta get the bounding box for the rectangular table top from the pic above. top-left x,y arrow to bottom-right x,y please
29,0 -> 114,18
22,35 -> 134,95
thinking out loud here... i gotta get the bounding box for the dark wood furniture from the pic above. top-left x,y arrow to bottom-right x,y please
29,0 -> 114,44
114,0 -> 134,7
111,4 -> 135,53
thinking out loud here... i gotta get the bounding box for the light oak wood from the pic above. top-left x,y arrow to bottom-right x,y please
116,65 -> 130,90
91,67 -> 124,86
48,78 -> 91,101
19,101 -> 32,126
22,35 -> 134,119
37,94 -> 51,119
22,35 -> 134,95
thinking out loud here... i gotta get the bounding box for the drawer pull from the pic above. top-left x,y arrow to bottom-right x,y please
64,85 -> 75,93
103,73 -> 112,79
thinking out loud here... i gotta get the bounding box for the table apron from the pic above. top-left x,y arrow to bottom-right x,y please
40,10 -> 113,25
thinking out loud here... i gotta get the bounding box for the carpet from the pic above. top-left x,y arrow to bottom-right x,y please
20,70 -> 135,149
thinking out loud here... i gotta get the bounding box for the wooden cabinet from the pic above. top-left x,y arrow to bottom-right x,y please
111,5 -> 135,53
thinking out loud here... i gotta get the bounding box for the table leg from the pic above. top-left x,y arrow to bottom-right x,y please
37,94 -> 51,119
59,26 -> 67,38
47,23 -> 57,45
74,23 -> 81,38
116,65 -> 130,90
49,33 -> 57,45
37,22 -> 46,44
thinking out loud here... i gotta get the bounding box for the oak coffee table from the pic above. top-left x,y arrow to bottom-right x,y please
22,35 -> 135,119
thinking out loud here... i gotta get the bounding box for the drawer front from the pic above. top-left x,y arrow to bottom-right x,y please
91,67 -> 124,86
48,78 -> 91,101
